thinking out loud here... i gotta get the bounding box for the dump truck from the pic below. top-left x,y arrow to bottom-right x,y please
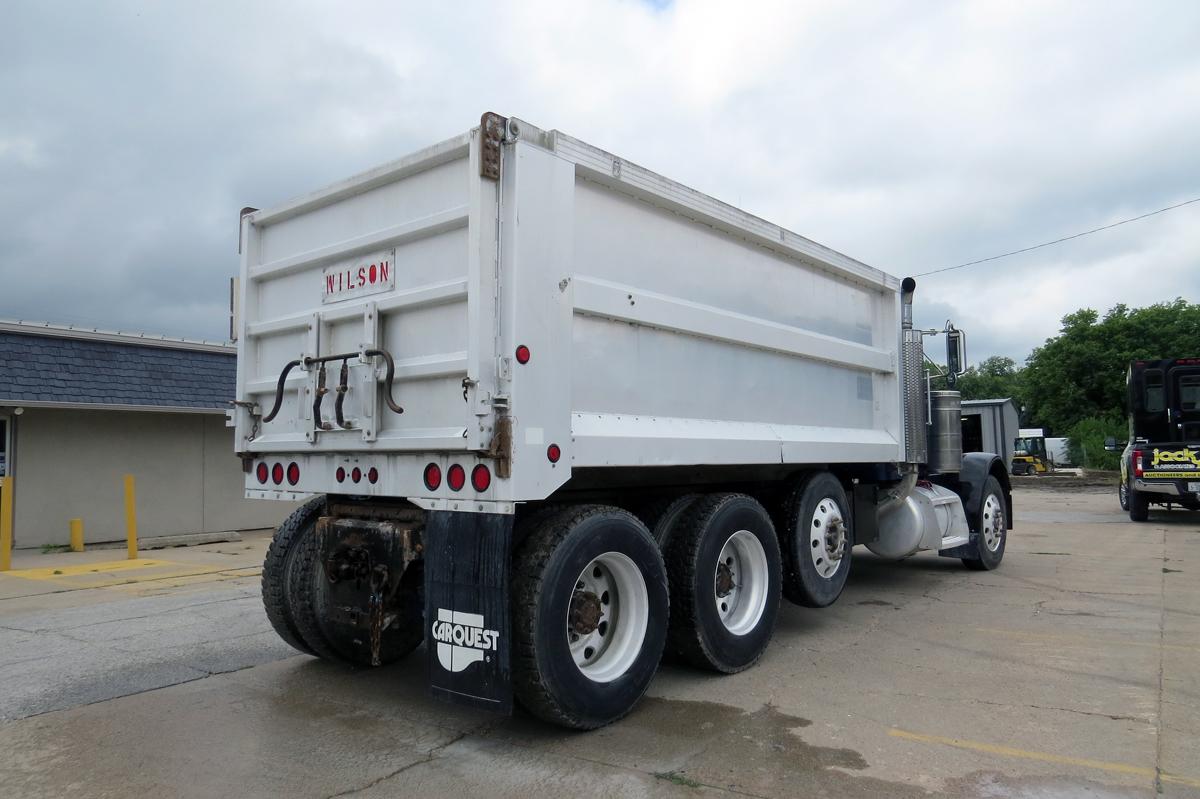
1109,357 -> 1200,521
230,113 -> 1012,729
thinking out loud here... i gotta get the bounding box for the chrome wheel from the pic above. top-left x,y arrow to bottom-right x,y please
981,492 -> 1005,552
809,498 -> 847,578
714,530 -> 770,636
1118,480 -> 1128,510
567,551 -> 649,683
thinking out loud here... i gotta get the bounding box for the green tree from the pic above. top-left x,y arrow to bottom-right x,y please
1023,298 -> 1200,434
1065,415 -> 1124,470
953,355 -> 1024,406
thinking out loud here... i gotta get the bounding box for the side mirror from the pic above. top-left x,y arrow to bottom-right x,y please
1103,437 -> 1118,452
946,328 -> 966,376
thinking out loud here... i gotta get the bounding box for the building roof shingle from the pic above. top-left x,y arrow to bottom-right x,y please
0,327 -> 235,411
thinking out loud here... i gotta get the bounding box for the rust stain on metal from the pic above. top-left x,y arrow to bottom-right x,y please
487,415 -> 513,478
480,112 -> 506,180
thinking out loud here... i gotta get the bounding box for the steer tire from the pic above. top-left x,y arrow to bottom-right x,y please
665,494 -> 781,673
777,472 -> 853,608
962,476 -> 1007,571
1118,478 -> 1130,511
261,496 -> 326,656
290,526 -> 424,668
512,505 -> 668,730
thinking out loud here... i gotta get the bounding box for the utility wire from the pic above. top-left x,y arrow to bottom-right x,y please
917,196 -> 1200,277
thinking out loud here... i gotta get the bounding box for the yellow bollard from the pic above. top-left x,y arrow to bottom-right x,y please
70,518 -> 84,553
0,476 -> 12,571
123,474 -> 138,560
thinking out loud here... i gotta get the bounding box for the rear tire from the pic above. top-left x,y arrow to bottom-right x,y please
665,494 -> 781,673
962,476 -> 1006,570
777,472 -> 853,608
512,505 -> 668,730
637,494 -> 701,548
290,524 -> 424,667
261,496 -> 325,656
1129,488 -> 1150,522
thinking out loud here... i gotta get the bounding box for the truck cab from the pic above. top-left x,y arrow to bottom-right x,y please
1109,358 -> 1200,520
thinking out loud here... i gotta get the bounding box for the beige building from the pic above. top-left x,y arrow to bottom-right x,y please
0,321 -> 293,549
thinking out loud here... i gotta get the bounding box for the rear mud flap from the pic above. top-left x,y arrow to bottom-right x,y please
423,511 -> 514,714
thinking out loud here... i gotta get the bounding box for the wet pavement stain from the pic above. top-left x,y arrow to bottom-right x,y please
944,771 -> 1152,799
610,697 -> 930,798
857,599 -> 897,607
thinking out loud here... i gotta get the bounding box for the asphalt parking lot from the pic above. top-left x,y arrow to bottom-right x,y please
0,486 -> 1196,798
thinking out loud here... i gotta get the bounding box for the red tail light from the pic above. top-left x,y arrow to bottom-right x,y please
351,467 -> 362,484
515,345 -> 531,364
367,467 -> 379,484
256,462 -> 269,484
547,443 -> 561,463
447,464 -> 466,491
271,463 -> 284,485
336,467 -> 346,483
286,462 -> 300,486
423,463 -> 442,491
471,464 -> 491,492
1133,450 -> 1144,478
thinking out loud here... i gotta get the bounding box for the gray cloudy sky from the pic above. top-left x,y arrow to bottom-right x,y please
3,0 -> 1198,363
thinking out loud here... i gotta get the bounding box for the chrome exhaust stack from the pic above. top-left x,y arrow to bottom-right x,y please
900,277 -> 927,465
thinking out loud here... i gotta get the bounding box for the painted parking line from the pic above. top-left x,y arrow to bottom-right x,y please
889,728 -> 1200,789
1,560 -> 260,591
4,558 -> 176,580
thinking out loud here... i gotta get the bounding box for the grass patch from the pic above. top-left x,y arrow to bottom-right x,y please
655,771 -> 702,789
40,544 -> 70,554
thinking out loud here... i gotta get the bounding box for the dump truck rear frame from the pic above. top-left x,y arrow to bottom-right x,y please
232,113 -> 1011,728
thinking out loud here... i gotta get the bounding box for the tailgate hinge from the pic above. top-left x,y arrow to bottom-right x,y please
480,112 -> 507,181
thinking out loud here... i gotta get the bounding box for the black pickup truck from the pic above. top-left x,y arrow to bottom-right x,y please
1109,357 -> 1200,521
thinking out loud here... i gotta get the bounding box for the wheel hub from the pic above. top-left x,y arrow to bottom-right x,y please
824,519 -> 845,561
982,493 -> 1004,552
714,561 -> 736,598
809,499 -> 847,579
566,552 -> 650,683
569,590 -> 603,636
714,530 -> 770,636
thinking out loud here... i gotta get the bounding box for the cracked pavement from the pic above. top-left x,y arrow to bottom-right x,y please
0,488 -> 1197,798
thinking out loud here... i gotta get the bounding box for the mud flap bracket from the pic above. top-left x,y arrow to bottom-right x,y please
424,510 -> 514,714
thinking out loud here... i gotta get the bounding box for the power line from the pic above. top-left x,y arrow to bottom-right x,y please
917,196 -> 1200,277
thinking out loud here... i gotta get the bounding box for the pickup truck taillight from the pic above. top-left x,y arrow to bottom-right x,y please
1133,450 -> 1144,477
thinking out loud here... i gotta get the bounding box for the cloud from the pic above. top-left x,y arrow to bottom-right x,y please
2,0 -> 1197,358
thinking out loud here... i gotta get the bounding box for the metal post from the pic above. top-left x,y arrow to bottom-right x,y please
0,476 -> 12,571
123,474 -> 138,560
70,518 -> 84,553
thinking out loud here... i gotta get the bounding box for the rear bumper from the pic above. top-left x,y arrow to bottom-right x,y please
1134,478 -> 1198,497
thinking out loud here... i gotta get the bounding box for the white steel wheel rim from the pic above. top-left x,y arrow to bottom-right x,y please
982,493 -> 1005,552
809,498 -> 847,579
566,552 -> 649,683
714,530 -> 769,636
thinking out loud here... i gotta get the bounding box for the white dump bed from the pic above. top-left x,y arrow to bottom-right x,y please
234,115 -> 904,508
